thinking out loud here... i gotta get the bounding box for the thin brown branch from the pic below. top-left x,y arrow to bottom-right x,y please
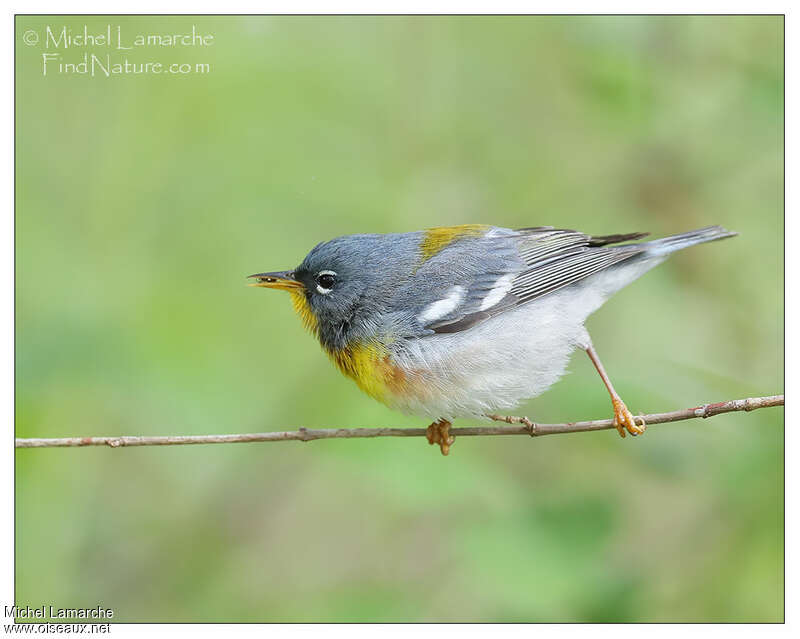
14,394 -> 783,449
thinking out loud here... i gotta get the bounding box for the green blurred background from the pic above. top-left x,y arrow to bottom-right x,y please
15,15 -> 783,622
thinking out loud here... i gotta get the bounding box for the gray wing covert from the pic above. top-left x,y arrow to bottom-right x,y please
392,229 -> 526,334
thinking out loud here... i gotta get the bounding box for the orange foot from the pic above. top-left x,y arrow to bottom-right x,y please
612,397 -> 646,438
426,418 -> 454,456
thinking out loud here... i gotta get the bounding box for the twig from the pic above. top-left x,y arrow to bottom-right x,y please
14,394 -> 783,449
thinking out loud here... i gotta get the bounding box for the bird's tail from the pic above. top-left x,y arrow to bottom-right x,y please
640,225 -> 738,257
560,224 -> 737,325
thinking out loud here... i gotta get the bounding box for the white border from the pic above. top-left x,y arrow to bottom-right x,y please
3,4 -> 791,636
3,2 -> 14,630
1,1 -> 796,14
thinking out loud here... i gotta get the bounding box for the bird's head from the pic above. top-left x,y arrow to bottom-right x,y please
249,234 -> 414,351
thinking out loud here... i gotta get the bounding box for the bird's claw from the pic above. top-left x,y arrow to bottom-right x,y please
426,419 -> 454,456
612,397 -> 646,438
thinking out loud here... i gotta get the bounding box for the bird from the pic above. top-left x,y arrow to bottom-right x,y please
249,224 -> 736,455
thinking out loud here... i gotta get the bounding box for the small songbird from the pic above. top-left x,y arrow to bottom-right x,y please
249,224 -> 736,454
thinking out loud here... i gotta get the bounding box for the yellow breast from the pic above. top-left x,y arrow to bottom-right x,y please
329,341 -> 409,403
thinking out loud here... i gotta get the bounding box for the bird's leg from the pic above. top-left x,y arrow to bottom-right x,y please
585,344 -> 645,438
426,418 -> 454,456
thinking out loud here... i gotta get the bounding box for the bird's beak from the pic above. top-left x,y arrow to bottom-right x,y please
247,271 -> 304,291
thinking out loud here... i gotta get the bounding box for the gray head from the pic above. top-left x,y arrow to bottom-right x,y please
249,233 -> 421,352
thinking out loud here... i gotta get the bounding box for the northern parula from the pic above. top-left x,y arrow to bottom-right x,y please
249,224 -> 735,454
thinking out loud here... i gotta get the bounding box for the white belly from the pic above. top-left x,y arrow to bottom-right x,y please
386,292 -> 582,419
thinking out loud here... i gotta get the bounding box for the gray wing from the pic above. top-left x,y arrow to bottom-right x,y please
416,227 -> 648,334
508,228 -> 648,305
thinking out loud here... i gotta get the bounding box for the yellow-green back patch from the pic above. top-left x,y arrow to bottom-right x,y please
419,224 -> 488,262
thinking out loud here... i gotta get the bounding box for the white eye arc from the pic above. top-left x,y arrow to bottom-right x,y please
315,270 -> 337,294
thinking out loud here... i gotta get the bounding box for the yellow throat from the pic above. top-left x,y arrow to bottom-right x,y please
289,289 -> 404,404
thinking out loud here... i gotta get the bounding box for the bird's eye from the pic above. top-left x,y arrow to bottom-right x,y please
316,271 -> 336,294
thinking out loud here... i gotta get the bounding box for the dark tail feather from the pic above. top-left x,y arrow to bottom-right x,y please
588,231 -> 650,247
